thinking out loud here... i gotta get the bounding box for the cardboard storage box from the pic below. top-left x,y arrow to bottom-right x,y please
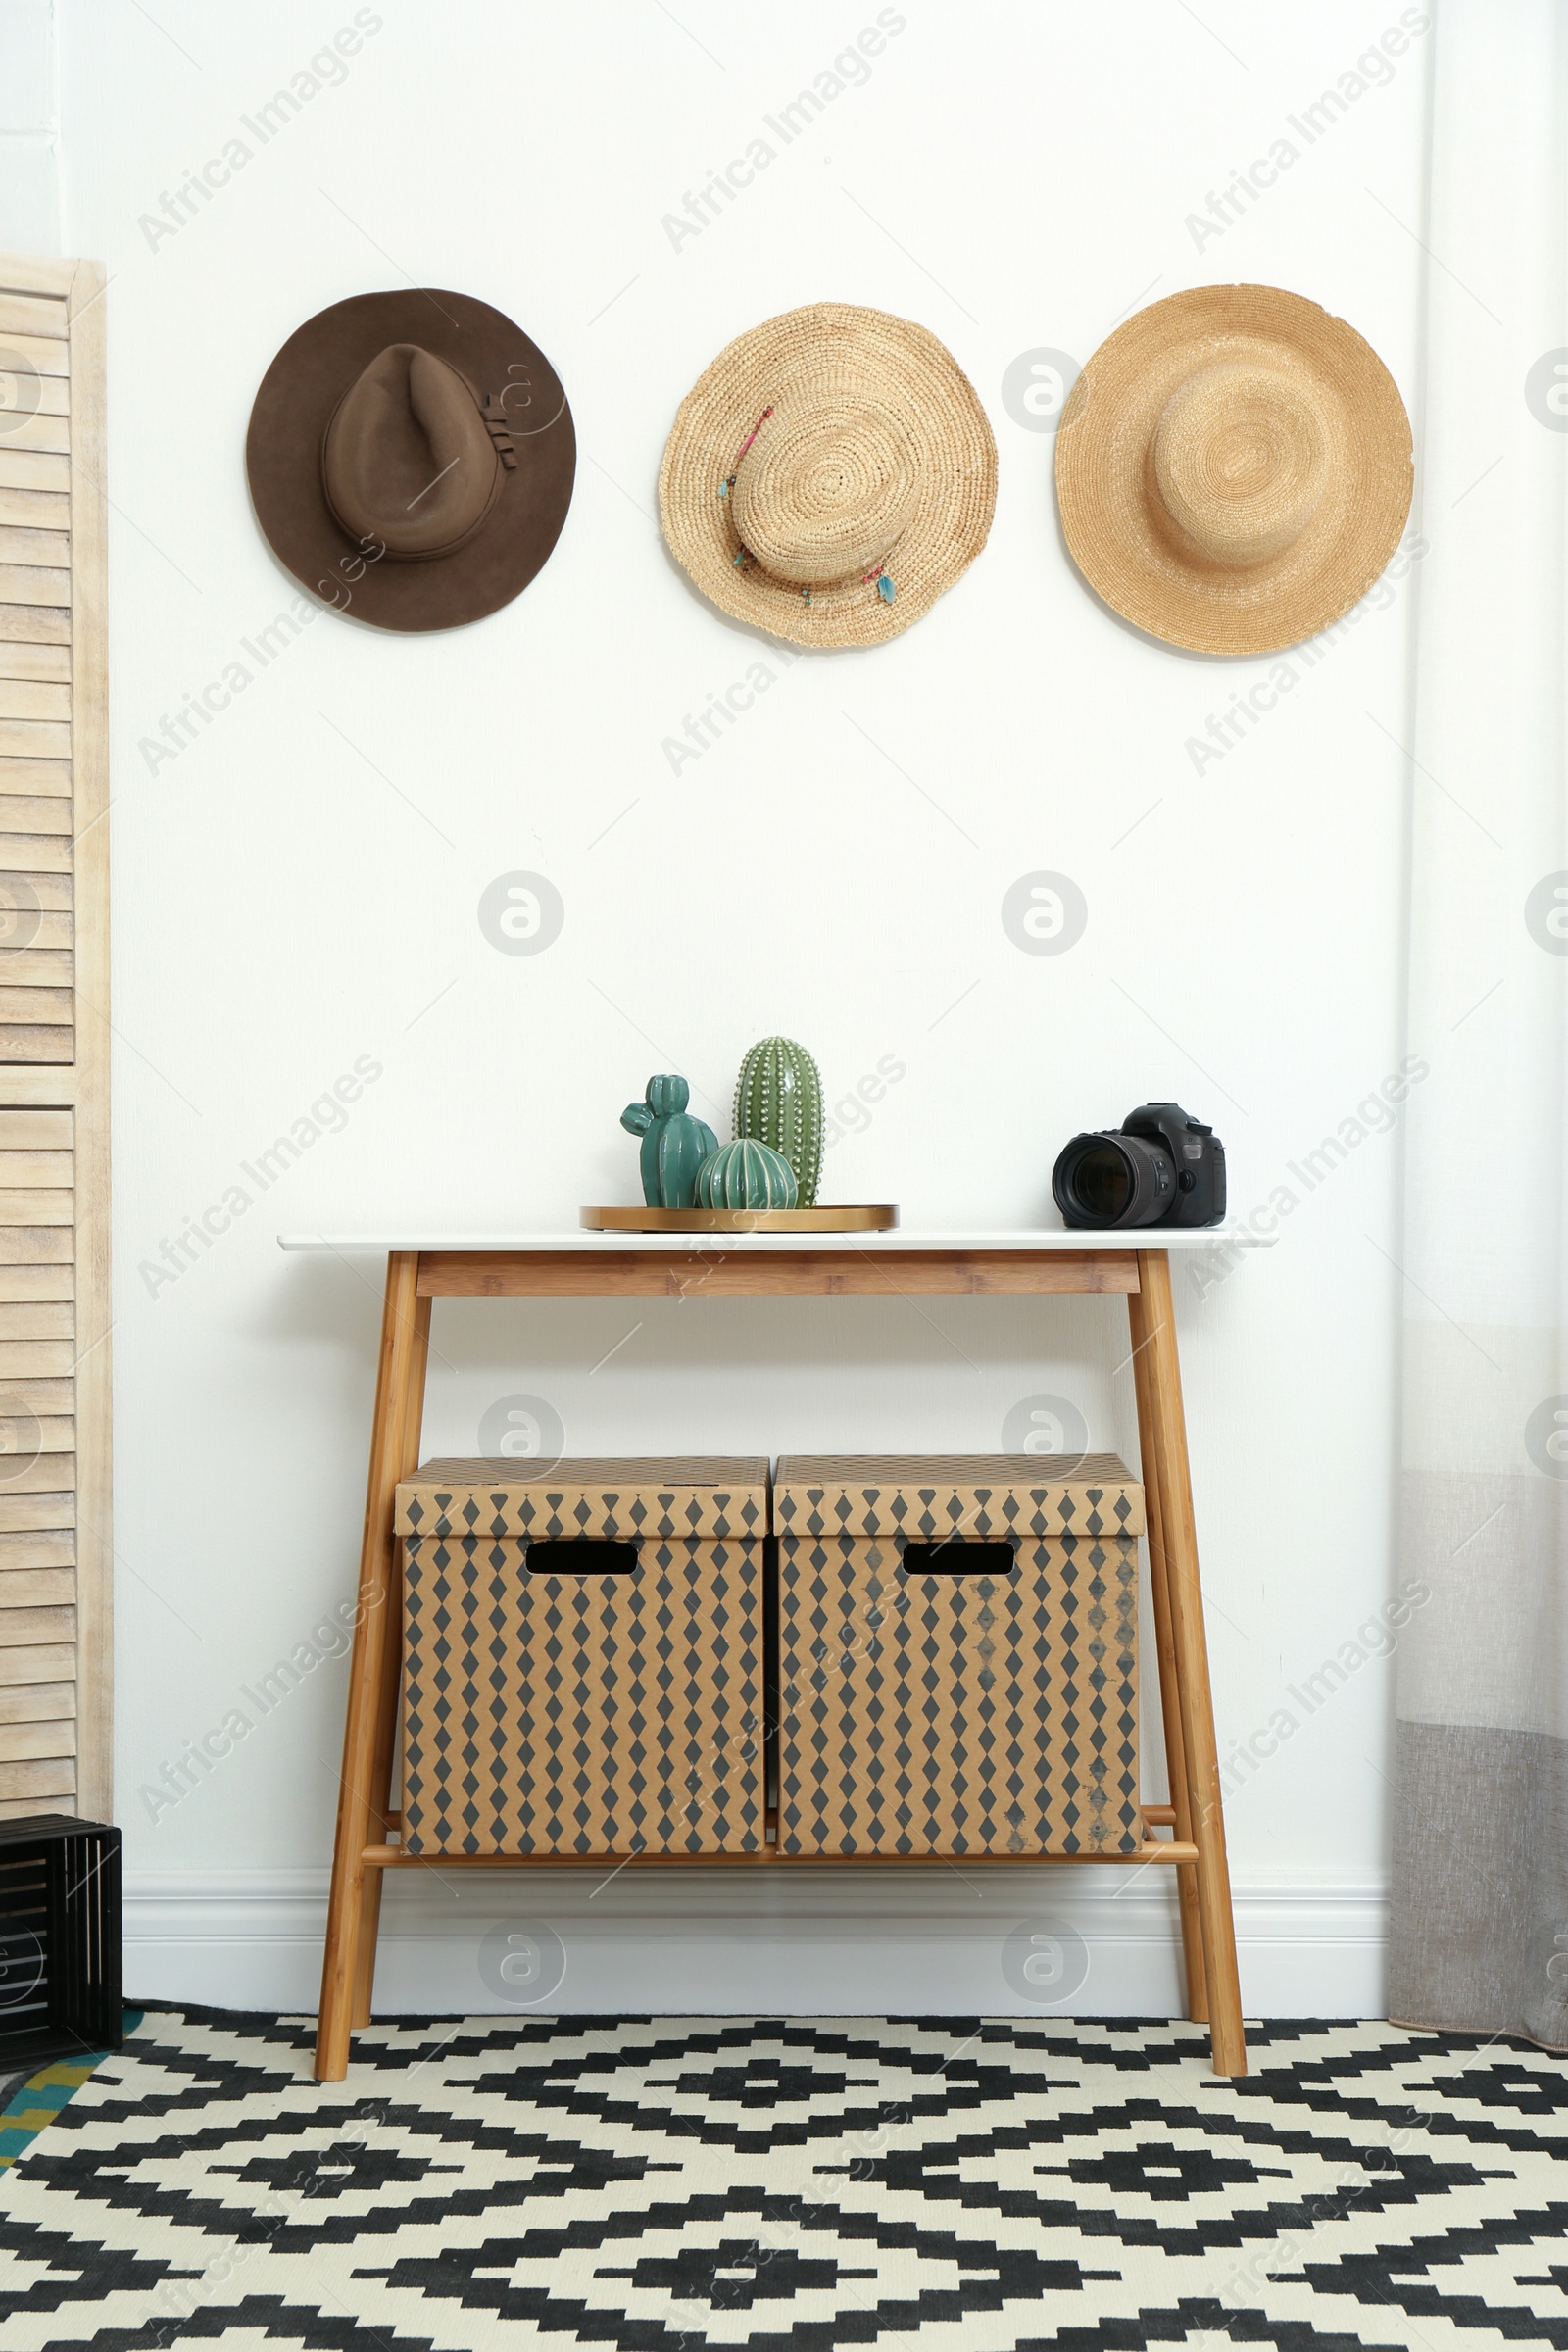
396,1458 -> 767,1858
773,1455 -> 1146,1859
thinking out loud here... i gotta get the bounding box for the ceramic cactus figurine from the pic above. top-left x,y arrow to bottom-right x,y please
733,1036 -> 824,1206
620,1075 -> 718,1209
695,1138 -> 799,1211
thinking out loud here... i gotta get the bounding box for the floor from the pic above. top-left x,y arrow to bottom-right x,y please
0,2007 -> 1563,2347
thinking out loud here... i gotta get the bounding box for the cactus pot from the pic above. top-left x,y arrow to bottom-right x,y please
694,1138 -> 799,1211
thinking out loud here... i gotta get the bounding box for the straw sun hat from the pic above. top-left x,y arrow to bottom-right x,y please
659,302 -> 997,649
1055,284 -> 1412,656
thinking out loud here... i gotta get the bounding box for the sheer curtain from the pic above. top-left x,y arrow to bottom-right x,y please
1391,0 -> 1568,2044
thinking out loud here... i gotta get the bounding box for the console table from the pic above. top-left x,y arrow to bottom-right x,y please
278,1232 -> 1249,2081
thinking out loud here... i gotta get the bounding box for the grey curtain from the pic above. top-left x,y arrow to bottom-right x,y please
1390,0 -> 1568,2045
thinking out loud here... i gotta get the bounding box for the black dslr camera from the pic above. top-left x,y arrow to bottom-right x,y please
1053,1103 -> 1226,1230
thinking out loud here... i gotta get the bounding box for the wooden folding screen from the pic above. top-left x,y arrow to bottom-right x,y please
0,255 -> 111,1821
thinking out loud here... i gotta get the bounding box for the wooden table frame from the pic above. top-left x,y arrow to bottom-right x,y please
312,1244 -> 1245,2080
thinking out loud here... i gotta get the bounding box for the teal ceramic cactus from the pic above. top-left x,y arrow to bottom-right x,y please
695,1138 -> 799,1211
620,1074 -> 718,1209
733,1036 -> 823,1206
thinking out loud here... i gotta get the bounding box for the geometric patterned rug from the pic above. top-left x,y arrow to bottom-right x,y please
0,2006 -> 1564,2348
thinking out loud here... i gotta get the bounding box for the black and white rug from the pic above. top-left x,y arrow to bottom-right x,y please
0,2007 -> 1564,2347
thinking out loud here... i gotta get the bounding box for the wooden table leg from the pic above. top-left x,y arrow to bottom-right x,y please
1128,1282 -> 1207,2027
351,1284 -> 430,2031
1134,1249 -> 1246,2077
315,1251 -> 429,2082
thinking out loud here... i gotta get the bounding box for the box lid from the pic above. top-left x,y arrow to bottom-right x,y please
396,1456 -> 769,1541
774,1453 -> 1144,1540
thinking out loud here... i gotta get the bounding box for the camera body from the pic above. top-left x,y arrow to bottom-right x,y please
1053,1102 -> 1226,1231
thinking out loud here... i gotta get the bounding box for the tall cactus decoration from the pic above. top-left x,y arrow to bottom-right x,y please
733,1036 -> 823,1206
621,1074 -> 718,1209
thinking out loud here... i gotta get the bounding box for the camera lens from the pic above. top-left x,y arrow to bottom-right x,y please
1072,1143 -> 1134,1221
1053,1132 -> 1177,1229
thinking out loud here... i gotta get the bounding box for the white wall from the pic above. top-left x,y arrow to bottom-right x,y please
53,0 -> 1438,2018
1,0 -> 60,248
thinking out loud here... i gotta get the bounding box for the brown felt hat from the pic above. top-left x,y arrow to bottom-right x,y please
659,303 -> 997,650
1055,284 -> 1412,656
246,288 -> 574,632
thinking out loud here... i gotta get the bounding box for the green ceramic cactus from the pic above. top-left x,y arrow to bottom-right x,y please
733,1036 -> 823,1206
620,1074 -> 718,1209
695,1138 -> 799,1211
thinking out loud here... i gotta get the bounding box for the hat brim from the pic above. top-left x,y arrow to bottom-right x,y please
659,303 -> 997,651
246,288 -> 574,633
1055,285 -> 1412,657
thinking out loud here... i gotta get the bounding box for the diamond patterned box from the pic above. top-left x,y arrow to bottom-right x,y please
774,1455 -> 1144,1859
396,1455 -> 767,1543
397,1459 -> 767,1859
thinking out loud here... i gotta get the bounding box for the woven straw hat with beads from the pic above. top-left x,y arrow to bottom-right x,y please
1055,283 -> 1412,657
659,302 -> 997,650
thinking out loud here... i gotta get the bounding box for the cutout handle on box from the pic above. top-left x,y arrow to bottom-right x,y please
523,1538 -> 642,1574
900,1540 -> 1017,1577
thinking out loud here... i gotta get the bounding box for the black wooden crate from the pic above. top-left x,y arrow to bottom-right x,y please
0,1815 -> 122,2067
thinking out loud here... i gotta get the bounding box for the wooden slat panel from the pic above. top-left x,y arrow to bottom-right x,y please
0,988 -> 73,1024
2,380 -> 67,427
0,1531 -> 72,1567
0,1567 -> 74,1606
0,1679 -> 74,1722
0,950 -> 73,982
0,1602 -> 75,1642
0,258 -> 76,297
0,798 -> 72,836
0,1719 -> 76,1762
0,597 -> 69,644
0,1454 -> 75,1494
61,256 -> 110,1824
0,334 -> 70,379
0,870 -> 72,909
0,1029 -> 74,1062
0,922 -> 73,963
0,490 -> 71,534
0,415 -> 70,456
0,989 -> 73,1026
0,833 -> 73,872
13,379 -> 69,422
0,1289 -> 71,1326
0,1228 -> 74,1264
0,1343 -> 73,1373
0,719 -> 72,756
0,1639 -> 74,1683
0,1111 -> 71,1147
0,1756 -> 74,1800
0,1195 -> 73,1226
0,533 -> 69,575
0,257 -> 109,1822
0,679 -> 72,719
0,1304 -> 74,1339
0,1151 -> 72,1182
0,290 -> 70,335
0,1414 -> 73,1449
0,455 -> 71,494
0,755 -> 72,792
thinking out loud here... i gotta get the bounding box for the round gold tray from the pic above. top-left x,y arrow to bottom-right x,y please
581,1204 -> 899,1233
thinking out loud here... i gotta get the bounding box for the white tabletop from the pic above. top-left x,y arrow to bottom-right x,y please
277,1229 -> 1265,1254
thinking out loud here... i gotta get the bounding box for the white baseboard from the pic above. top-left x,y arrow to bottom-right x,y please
124,1869 -> 1390,2020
